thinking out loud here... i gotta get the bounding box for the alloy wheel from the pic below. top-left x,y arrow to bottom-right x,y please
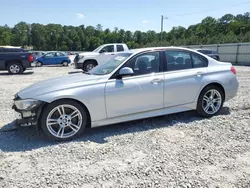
10,64 -> 20,74
46,104 -> 83,139
86,64 -> 94,71
202,89 -> 222,115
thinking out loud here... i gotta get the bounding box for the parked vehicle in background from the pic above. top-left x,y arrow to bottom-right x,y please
32,51 -> 45,60
0,47 -> 34,74
35,51 -> 71,67
196,49 -> 220,61
74,43 -> 129,72
12,47 -> 239,140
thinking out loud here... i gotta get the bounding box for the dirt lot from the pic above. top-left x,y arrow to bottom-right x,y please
0,66 -> 250,188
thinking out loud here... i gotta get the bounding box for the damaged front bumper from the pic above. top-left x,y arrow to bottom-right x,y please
12,95 -> 44,128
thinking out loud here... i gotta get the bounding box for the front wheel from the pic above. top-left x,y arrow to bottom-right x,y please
40,100 -> 88,141
83,61 -> 96,72
7,62 -> 24,74
196,85 -> 224,117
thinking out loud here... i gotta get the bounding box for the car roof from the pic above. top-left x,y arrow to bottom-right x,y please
126,46 -> 200,54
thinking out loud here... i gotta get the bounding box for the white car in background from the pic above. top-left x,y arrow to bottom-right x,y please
74,43 -> 129,71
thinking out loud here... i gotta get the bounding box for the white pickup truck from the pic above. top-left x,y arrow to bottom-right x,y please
74,43 -> 129,71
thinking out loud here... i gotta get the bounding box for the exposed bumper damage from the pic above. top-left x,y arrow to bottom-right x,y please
9,94 -> 45,130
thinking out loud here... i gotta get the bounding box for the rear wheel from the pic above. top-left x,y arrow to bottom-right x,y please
196,85 -> 224,117
36,61 -> 43,67
83,61 -> 97,72
40,100 -> 87,141
7,62 -> 23,74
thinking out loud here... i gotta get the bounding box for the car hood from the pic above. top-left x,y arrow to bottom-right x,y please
17,73 -> 101,99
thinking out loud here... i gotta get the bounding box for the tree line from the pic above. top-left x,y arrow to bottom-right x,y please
0,12 -> 250,51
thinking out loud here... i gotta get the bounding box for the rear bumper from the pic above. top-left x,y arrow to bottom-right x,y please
22,60 -> 32,69
224,77 -> 239,101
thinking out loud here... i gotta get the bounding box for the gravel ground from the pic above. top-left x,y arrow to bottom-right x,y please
0,66 -> 250,188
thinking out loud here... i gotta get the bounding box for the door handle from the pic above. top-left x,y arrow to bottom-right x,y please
150,78 -> 163,84
196,71 -> 205,77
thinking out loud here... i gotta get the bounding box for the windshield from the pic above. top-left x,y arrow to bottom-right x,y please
89,53 -> 133,75
93,45 -> 104,52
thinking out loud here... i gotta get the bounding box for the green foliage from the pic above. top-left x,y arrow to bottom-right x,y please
0,12 -> 249,51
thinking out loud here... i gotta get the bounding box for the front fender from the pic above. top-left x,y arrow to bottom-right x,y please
33,83 -> 107,122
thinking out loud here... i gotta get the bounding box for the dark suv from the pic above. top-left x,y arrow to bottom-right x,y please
196,49 -> 220,61
0,47 -> 34,74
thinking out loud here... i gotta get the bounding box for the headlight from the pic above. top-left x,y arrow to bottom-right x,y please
14,99 -> 42,111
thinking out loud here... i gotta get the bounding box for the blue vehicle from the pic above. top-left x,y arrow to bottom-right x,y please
35,52 -> 71,67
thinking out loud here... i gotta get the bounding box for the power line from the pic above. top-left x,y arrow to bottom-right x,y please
173,1 -> 250,17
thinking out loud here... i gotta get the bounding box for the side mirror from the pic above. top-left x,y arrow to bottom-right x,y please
117,67 -> 134,78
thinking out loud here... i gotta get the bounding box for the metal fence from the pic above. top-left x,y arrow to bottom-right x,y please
183,42 -> 250,65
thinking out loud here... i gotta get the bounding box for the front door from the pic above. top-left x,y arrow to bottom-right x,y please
163,50 -> 208,107
43,52 -> 55,65
105,51 -> 164,118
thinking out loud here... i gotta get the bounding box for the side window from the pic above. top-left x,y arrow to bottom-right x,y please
45,53 -> 55,57
56,52 -> 64,56
191,53 -> 208,68
116,45 -> 124,52
165,51 -> 192,71
124,51 -> 160,76
101,45 -> 114,53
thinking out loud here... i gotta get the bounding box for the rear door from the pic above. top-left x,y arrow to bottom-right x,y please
163,49 -> 208,107
55,52 -> 66,64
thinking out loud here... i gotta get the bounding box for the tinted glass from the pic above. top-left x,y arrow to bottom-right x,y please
116,45 -> 124,52
45,53 -> 55,57
192,53 -> 208,68
102,45 -> 114,52
124,52 -> 160,75
165,51 -> 192,71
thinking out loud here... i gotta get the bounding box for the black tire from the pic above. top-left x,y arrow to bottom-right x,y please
62,61 -> 68,67
196,85 -> 224,117
83,61 -> 97,72
7,62 -> 24,74
40,99 -> 88,141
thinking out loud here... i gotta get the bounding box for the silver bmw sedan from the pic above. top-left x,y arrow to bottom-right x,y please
12,47 -> 239,141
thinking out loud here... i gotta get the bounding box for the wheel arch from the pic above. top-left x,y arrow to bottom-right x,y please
198,82 -> 225,102
37,98 -> 92,131
83,59 -> 98,66
5,59 -> 23,69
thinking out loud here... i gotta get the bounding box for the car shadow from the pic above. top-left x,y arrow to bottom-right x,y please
0,71 -> 34,76
0,107 -> 231,152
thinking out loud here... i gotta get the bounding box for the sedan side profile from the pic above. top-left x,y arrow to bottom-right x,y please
35,52 -> 71,67
12,47 -> 239,141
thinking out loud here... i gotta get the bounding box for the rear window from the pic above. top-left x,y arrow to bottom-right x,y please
198,50 -> 217,55
117,45 -> 124,52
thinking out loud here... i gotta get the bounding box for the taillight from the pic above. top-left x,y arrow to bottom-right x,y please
231,66 -> 236,75
28,54 -> 34,62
